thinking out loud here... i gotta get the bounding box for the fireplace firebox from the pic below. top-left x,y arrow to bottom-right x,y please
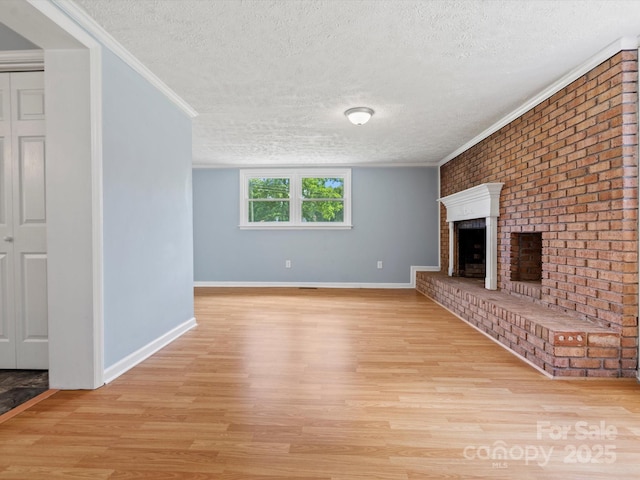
456,219 -> 486,278
511,232 -> 542,282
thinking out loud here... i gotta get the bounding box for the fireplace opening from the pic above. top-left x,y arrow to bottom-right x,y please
456,219 -> 486,278
511,232 -> 542,282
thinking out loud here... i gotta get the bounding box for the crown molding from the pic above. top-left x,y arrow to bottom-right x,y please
439,36 -> 639,167
50,0 -> 198,119
192,161 -> 438,169
0,50 -> 44,72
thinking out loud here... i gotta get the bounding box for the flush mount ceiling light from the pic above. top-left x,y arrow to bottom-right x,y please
344,107 -> 374,125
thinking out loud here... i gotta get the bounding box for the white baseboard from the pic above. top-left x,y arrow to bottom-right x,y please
103,317 -> 197,384
195,281 -> 414,289
409,266 -> 440,287
194,265 -> 440,290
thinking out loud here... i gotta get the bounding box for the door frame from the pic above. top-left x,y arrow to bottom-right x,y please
0,0 -> 104,389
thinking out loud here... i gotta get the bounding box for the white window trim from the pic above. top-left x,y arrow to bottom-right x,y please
239,168 -> 352,230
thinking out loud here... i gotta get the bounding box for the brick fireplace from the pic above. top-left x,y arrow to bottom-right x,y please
439,182 -> 503,289
417,49 -> 639,377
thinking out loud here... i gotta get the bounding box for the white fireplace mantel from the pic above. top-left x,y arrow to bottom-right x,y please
438,183 -> 504,290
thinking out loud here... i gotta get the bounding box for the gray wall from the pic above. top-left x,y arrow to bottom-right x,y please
0,22 -> 38,50
102,49 -> 194,368
193,167 -> 439,284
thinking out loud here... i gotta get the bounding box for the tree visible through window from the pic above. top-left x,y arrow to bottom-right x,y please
301,177 -> 344,222
248,177 -> 290,222
240,169 -> 351,229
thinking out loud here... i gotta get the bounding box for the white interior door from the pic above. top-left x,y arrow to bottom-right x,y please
0,71 -> 47,369
0,73 -> 16,368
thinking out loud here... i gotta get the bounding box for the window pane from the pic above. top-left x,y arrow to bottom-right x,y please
249,178 -> 290,199
301,177 -> 344,199
302,200 -> 344,222
248,200 -> 290,222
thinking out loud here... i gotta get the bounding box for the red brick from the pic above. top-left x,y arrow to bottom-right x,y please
438,50 -> 638,377
588,333 -> 621,347
569,358 -> 602,369
553,332 -> 586,346
556,369 -> 587,377
554,346 -> 586,357
588,347 -> 620,358
587,369 -> 620,377
603,358 -> 622,369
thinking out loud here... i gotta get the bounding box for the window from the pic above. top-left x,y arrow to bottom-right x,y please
240,169 -> 352,229
247,177 -> 291,223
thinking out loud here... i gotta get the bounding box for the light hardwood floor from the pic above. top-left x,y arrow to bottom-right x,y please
0,288 -> 639,479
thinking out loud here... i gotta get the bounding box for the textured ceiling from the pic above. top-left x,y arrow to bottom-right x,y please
73,0 -> 640,167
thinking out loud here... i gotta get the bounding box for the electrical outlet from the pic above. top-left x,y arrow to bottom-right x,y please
285,260 -> 291,269
377,261 -> 383,269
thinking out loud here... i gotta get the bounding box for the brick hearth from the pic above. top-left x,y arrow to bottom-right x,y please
417,272 -> 626,377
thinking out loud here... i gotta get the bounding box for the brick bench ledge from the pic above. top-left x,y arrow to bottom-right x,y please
416,272 -> 624,378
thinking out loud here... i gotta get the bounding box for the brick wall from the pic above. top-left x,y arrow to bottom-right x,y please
438,50 -> 638,376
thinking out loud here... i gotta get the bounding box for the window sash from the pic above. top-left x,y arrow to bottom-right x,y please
301,199 -> 345,223
248,177 -> 290,199
240,169 -> 351,229
247,199 -> 290,223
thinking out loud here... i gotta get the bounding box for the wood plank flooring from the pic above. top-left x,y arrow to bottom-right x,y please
0,288 -> 639,479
